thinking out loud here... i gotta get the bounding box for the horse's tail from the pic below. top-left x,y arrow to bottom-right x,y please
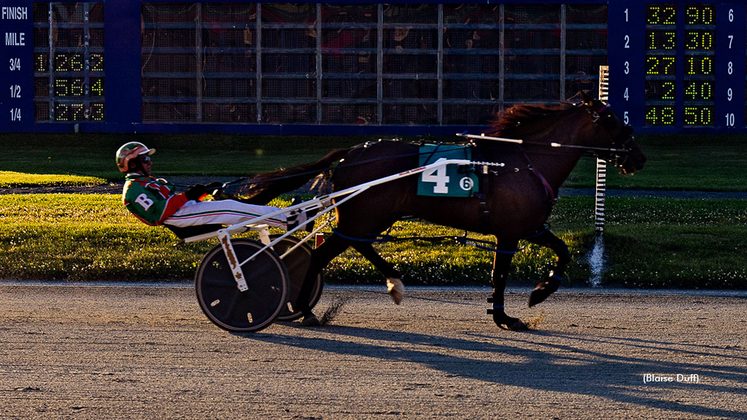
225,148 -> 351,204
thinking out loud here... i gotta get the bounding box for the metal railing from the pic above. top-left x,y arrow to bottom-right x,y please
140,2 -> 608,125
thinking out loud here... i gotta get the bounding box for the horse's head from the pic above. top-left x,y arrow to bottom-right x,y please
579,92 -> 647,174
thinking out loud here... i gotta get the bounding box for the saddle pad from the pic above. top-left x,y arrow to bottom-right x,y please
417,144 -> 479,197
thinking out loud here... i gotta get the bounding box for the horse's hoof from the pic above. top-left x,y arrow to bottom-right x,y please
528,275 -> 561,307
387,277 -> 404,305
301,314 -> 321,327
493,313 -> 528,331
509,320 -> 529,331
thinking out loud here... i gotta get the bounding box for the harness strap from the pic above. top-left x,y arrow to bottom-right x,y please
478,165 -> 492,232
529,166 -> 557,205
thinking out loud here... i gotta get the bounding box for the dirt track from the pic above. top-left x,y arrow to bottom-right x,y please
1,284 -> 745,419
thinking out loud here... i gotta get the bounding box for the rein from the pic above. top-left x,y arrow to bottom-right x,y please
214,144 -> 497,190
456,132 -> 631,154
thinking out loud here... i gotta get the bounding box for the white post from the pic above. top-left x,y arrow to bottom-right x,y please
589,65 -> 611,286
594,158 -> 607,234
596,65 -> 610,235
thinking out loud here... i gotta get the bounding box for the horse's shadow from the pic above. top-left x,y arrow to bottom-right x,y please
242,324 -> 747,418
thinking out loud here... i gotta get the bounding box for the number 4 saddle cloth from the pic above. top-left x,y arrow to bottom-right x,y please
417,144 -> 479,198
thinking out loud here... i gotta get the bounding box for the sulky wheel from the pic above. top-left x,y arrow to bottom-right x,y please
270,235 -> 324,321
195,238 -> 289,332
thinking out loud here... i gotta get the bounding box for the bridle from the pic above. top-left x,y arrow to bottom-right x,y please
457,106 -> 635,169
582,101 -> 636,169
458,101 -> 635,168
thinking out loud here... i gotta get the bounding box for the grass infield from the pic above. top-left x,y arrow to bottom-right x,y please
1,132 -> 746,191
0,171 -> 106,188
1,132 -> 745,287
1,194 -> 744,288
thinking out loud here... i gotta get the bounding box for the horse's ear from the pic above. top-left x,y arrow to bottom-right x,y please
580,91 -> 593,105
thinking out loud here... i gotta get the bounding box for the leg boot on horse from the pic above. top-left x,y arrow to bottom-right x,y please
489,239 -> 528,330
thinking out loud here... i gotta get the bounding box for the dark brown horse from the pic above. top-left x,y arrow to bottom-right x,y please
235,93 -> 646,330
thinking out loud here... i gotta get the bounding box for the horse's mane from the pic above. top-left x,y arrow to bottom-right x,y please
487,102 -> 575,137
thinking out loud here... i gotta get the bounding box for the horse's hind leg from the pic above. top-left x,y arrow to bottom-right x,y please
296,233 -> 353,325
525,229 -> 571,307
490,238 -> 528,331
352,242 -> 404,304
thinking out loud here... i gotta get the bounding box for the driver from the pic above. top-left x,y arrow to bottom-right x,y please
116,141 -> 310,233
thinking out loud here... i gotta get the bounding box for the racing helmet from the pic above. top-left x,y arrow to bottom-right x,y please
116,142 -> 156,173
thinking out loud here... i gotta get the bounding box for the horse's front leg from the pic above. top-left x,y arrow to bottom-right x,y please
525,228 -> 571,307
490,238 -> 528,330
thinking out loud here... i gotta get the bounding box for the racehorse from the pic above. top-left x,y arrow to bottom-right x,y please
235,93 -> 646,330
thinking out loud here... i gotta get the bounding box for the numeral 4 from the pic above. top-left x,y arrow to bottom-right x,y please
421,159 -> 450,194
